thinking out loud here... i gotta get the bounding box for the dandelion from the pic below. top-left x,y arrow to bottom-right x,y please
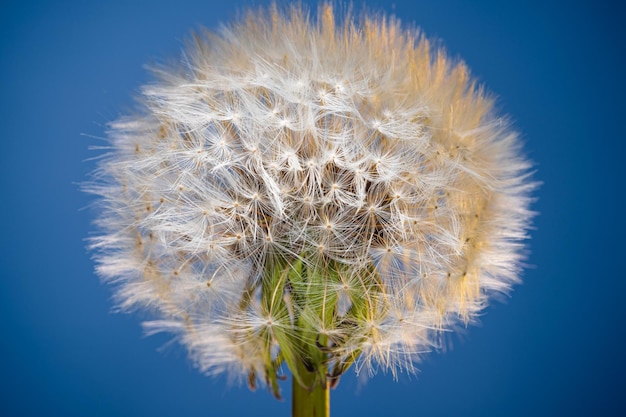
86,3 -> 535,416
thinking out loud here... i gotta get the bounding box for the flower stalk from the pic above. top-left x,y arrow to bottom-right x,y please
292,363 -> 329,417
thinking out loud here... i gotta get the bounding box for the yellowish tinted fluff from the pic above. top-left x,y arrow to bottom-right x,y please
87,4 -> 535,396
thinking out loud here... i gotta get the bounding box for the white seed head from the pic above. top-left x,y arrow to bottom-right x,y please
86,4 -> 535,394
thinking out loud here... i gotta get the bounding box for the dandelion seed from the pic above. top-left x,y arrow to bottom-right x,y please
86,3 -> 536,416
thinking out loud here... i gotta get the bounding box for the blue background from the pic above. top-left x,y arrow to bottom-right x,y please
1,0 -> 624,416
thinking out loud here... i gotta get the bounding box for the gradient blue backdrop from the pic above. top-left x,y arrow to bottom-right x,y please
1,1 -> 624,416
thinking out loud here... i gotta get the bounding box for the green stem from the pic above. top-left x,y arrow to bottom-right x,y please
292,361 -> 329,417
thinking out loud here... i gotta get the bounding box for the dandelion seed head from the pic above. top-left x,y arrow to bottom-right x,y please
86,3 -> 535,394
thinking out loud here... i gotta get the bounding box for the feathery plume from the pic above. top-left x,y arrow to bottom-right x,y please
86,3 -> 535,410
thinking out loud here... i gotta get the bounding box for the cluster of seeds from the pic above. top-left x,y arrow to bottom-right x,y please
88,5 -> 534,396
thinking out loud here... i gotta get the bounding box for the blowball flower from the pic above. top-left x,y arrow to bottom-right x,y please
87,4 -> 534,400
